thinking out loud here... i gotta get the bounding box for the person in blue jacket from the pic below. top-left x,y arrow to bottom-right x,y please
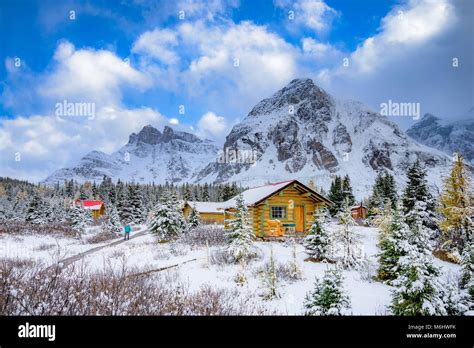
124,223 -> 131,240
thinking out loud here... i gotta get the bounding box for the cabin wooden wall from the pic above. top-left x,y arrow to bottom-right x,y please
252,184 -> 325,237
183,205 -> 225,223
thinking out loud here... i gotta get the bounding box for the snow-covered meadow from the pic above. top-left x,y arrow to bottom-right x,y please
0,222 -> 461,315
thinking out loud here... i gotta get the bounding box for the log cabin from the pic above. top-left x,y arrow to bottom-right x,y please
74,199 -> 106,219
183,201 -> 225,224
221,180 -> 332,238
351,202 -> 367,220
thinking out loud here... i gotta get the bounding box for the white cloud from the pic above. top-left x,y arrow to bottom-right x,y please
40,41 -> 151,107
345,0 -> 456,74
169,118 -> 180,125
132,28 -> 179,65
275,0 -> 338,34
197,111 -> 228,139
178,20 -> 299,113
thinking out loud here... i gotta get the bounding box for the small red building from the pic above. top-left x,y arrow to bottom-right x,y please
74,200 -> 106,219
351,202 -> 367,220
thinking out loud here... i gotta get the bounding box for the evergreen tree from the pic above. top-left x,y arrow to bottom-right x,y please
148,191 -> 186,241
402,160 -> 437,229
342,175 -> 355,207
304,266 -> 351,315
328,176 -> 344,215
439,154 -> 473,253
187,203 -> 200,229
103,205 -> 122,234
440,273 -> 470,315
383,174 -> 398,208
304,206 -> 331,261
25,193 -> 45,224
261,247 -> 279,300
202,183 -> 210,201
390,202 -> 445,315
335,199 -> 361,269
225,194 -> 258,262
128,184 -> 145,224
377,203 -> 410,283
68,205 -> 90,234
368,173 -> 398,217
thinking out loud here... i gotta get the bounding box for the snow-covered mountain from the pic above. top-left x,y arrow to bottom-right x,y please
43,125 -> 219,184
194,78 -> 455,198
407,109 -> 474,164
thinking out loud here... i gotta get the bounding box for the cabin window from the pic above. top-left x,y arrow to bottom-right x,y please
270,206 -> 287,219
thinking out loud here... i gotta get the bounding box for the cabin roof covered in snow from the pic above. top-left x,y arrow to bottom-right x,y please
76,200 -> 104,210
220,179 -> 332,208
185,201 -> 225,214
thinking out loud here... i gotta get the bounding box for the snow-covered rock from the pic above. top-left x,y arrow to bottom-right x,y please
43,125 -> 219,184
407,109 -> 474,164
195,78 -> 454,199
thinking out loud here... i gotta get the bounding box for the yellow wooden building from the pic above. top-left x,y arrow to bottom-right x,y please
183,201 -> 225,224
222,180 -> 332,238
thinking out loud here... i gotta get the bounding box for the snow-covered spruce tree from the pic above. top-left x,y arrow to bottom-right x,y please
286,240 -> 303,280
25,193 -> 45,224
440,273 -> 469,315
225,194 -> 258,262
402,160 -> 438,231
304,206 -> 331,261
335,199 -> 361,269
125,184 -> 145,224
148,191 -> 186,242
459,242 -> 473,289
376,203 -> 410,283
187,203 -> 200,230
103,205 -> 122,234
342,175 -> 356,207
261,247 -> 279,300
328,176 -> 344,216
390,202 -> 446,315
304,265 -> 351,316
439,153 -> 473,254
68,205 -> 90,234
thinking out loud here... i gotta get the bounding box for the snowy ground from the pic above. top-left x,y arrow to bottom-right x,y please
0,223 -> 461,315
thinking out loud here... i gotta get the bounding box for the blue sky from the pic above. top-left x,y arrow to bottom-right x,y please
0,0 -> 472,181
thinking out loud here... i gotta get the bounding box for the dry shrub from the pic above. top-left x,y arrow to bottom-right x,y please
0,220 -> 78,238
85,231 -> 118,244
0,258 -> 273,316
181,225 -> 226,248
433,249 -> 460,264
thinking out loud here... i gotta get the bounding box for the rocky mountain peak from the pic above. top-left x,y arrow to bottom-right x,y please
129,125 -> 162,145
248,78 -> 333,117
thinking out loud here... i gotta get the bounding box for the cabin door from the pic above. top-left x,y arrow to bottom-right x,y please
295,206 -> 304,233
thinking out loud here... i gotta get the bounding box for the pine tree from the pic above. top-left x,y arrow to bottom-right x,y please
383,173 -> 398,208
103,205 -> 122,234
25,193 -> 45,224
390,202 -> 445,315
328,176 -> 343,215
377,203 -> 410,283
402,160 -> 437,229
261,247 -> 279,300
342,175 -> 355,207
304,266 -> 351,316
202,183 -> 210,201
68,205 -> 90,234
304,206 -> 331,261
148,191 -> 186,241
188,203 -> 200,229
440,273 -> 469,315
225,194 -> 258,262
335,199 -> 361,269
286,240 -> 303,280
439,154 -> 473,254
